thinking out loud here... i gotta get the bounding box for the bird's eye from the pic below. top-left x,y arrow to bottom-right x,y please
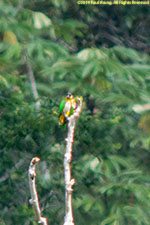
67,93 -> 72,98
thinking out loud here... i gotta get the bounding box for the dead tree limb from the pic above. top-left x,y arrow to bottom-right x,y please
28,157 -> 48,225
63,97 -> 83,225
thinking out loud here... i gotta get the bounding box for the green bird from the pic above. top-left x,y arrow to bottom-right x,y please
59,93 -> 77,125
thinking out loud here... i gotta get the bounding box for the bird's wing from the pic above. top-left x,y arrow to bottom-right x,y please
59,99 -> 66,114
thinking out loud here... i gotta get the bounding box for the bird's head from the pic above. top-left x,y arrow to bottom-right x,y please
66,92 -> 73,100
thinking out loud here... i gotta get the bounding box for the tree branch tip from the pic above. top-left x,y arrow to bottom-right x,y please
32,157 -> 40,164
30,157 -> 40,167
77,96 -> 83,102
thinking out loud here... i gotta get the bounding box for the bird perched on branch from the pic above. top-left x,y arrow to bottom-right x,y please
59,93 -> 77,125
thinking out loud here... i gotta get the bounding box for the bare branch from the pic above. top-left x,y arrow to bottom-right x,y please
28,157 -> 48,225
22,47 -> 40,111
63,97 -> 83,225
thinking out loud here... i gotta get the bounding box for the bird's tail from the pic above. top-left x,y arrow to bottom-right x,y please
59,114 -> 65,125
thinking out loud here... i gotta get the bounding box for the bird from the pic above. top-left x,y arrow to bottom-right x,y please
59,93 -> 77,125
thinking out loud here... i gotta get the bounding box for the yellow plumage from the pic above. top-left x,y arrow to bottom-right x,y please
59,93 -> 77,125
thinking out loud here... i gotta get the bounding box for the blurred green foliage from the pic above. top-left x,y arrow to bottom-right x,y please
1,0 -> 150,224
